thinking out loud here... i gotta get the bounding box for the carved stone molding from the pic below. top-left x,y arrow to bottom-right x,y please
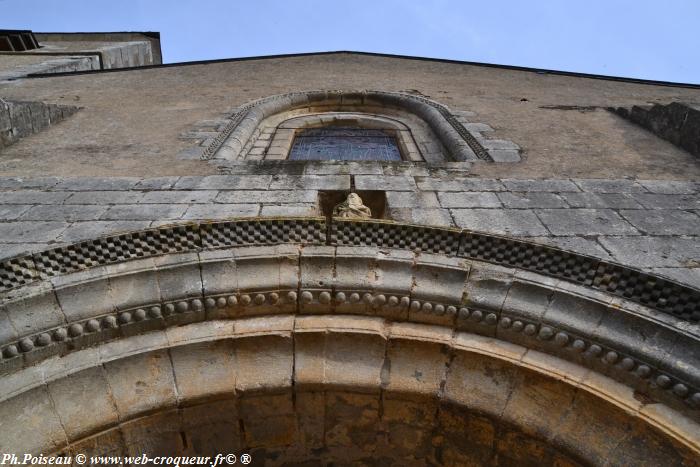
1,217 -> 698,322
0,232 -> 699,419
179,90 -> 522,164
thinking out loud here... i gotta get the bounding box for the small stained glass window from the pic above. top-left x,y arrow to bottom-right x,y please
288,127 -> 402,161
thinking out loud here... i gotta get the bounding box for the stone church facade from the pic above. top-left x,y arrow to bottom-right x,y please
0,30 -> 699,466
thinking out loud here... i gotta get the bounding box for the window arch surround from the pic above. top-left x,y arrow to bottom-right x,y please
265,112 -> 423,161
201,90 -> 501,163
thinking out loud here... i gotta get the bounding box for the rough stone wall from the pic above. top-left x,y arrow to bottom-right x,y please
0,53 -> 699,178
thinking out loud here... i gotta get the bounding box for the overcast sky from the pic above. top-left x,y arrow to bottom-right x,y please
3,0 -> 699,84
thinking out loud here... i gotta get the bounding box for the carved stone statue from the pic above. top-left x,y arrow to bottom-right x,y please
333,192 -> 372,219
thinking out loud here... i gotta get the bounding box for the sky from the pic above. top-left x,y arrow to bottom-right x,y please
2,0 -> 699,84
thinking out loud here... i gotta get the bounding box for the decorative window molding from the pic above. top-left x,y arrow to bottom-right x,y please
262,112 -> 424,161
179,90 -> 521,165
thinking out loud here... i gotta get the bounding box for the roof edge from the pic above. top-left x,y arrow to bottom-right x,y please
24,50 -> 700,89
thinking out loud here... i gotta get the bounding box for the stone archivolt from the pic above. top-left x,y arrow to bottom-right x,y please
0,218 -> 698,464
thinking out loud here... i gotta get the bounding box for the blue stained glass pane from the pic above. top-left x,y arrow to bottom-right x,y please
288,127 -> 402,161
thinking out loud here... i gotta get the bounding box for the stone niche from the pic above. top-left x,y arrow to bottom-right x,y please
319,190 -> 387,219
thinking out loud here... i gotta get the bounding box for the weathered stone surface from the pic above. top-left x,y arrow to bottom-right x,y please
452,209 -> 548,236
438,191 -> 501,208
536,208 -> 639,235
619,209 -> 700,235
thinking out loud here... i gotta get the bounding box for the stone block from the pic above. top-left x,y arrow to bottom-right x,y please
637,180 -> 698,194
133,177 -> 180,190
438,407 -> 495,465
260,204 -> 318,216
540,289 -> 608,336
47,366 -> 119,440
234,245 -> 299,293
354,175 -> 417,191
169,340 -> 237,402
20,205 -> 108,221
138,190 -> 217,204
0,204 -> 32,220
502,179 -> 580,192
497,192 -> 567,208
451,209 -> 548,236
500,365 -> 577,440
416,177 -> 505,192
215,189 -> 317,203
463,263 -> 513,314
383,338 -> 448,398
154,253 -> 203,300
3,282 -> 65,336
182,203 -> 259,219
387,207 -> 454,227
174,175 -> 272,190
619,209 -> 700,235
295,325 -> 385,392
631,193 -> 700,209
65,191 -> 143,205
239,393 -> 297,448
106,266 -> 160,311
269,175 -> 350,190
181,399 -> 242,455
103,349 -> 177,419
323,391 -> 381,451
53,177 -> 140,191
598,236 -> 700,268
535,208 -> 638,235
121,410 -> 184,457
58,221 -> 151,243
303,161 -> 383,175
0,221 -> 69,243
0,190 -> 71,205
438,191 -> 501,208
235,335 -> 293,393
53,272 -> 116,322
560,192 -> 643,209
386,191 -> 440,208
0,386 -> 66,455
487,149 -> 521,162
443,349 -> 521,416
500,280 -> 554,322
299,246 -> 335,311
100,204 -> 188,221
199,249 -> 238,297
572,179 -> 646,193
